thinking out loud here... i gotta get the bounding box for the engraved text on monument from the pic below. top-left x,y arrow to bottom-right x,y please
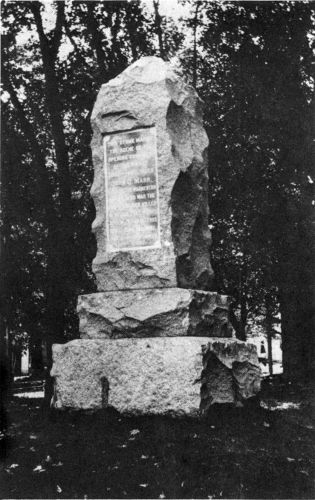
104,127 -> 160,252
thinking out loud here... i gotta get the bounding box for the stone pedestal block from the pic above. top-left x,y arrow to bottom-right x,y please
78,289 -> 232,339
51,337 -> 261,415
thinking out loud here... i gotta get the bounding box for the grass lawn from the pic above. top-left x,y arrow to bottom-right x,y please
1,379 -> 314,499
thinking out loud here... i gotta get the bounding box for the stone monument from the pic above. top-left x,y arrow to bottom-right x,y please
51,57 -> 261,415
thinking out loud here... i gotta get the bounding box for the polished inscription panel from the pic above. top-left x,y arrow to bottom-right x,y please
104,127 -> 160,252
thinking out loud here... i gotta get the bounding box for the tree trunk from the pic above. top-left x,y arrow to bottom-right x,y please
192,1 -> 201,88
278,192 -> 315,383
240,296 -> 247,341
0,125 -> 13,416
153,1 -> 165,59
265,294 -> 273,377
125,5 -> 138,61
0,319 -> 11,435
230,306 -> 247,341
87,3 -> 108,84
280,286 -> 315,383
31,339 -> 44,374
43,340 -> 54,407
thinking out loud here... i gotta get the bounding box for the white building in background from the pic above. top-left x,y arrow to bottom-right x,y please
250,334 -> 282,362
21,348 -> 30,375
249,334 -> 283,375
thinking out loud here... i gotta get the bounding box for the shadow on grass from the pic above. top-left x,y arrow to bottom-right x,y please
1,386 -> 314,499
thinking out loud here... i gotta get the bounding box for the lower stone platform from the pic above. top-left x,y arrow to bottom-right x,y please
51,337 -> 261,416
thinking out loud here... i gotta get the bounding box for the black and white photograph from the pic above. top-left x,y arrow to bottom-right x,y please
1,0 -> 314,498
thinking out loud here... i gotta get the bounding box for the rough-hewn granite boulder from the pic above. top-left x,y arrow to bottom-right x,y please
51,338 -> 261,415
200,344 -> 261,411
78,289 -> 232,339
91,56 -> 214,291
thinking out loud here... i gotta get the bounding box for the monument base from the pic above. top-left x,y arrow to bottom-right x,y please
78,289 -> 233,339
51,337 -> 261,416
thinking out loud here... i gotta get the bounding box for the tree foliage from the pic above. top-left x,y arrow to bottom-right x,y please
181,0 -> 314,378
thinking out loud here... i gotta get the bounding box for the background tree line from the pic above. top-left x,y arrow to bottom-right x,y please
1,0 -> 314,387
